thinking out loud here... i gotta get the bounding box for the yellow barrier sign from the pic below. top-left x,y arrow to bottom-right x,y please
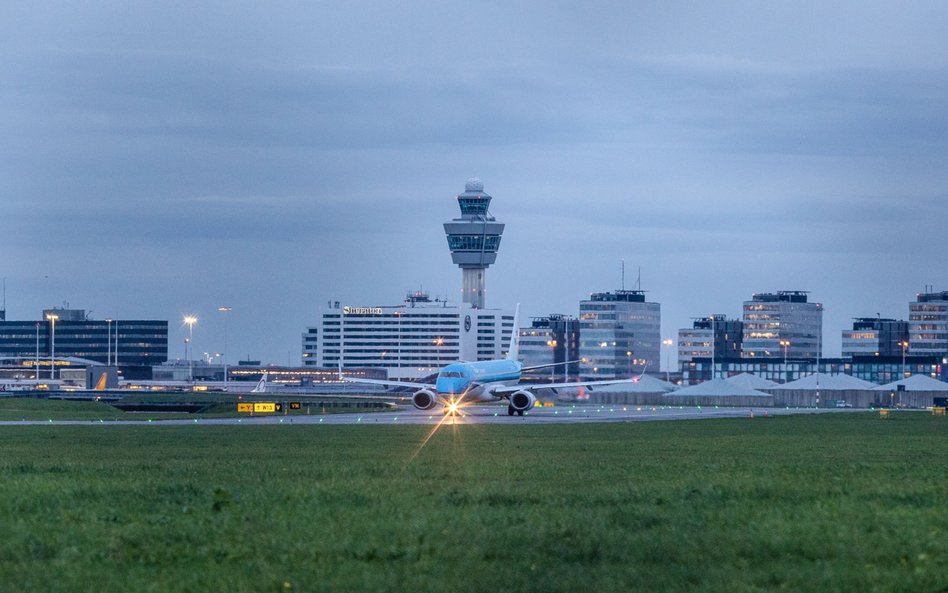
237,403 -> 254,413
253,403 -> 276,413
879,409 -> 890,419
932,407 -> 946,416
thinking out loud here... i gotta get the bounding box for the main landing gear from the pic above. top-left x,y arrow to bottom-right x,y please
507,405 -> 523,417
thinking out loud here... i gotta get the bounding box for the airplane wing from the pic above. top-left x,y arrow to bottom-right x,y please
339,376 -> 433,390
488,377 -> 641,397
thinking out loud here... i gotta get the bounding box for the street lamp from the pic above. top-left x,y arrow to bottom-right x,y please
105,319 -> 113,366
45,313 -> 59,380
183,315 -> 198,382
779,339 -> 790,383
899,340 -> 909,378
218,306 -> 232,385
34,322 -> 40,379
433,337 -> 444,367
547,339 -> 558,383
626,350 -> 632,378
662,338 -> 674,383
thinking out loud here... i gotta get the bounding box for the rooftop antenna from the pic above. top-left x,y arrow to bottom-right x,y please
620,259 -> 625,291
636,266 -> 642,291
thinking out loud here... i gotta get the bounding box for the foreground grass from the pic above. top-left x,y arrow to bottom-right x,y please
0,414 -> 945,592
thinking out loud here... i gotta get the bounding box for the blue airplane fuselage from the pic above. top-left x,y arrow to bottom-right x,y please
435,359 -> 522,401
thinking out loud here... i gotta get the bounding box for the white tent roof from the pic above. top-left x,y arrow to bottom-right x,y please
666,378 -> 770,397
596,374 -> 678,393
775,373 -> 875,390
872,374 -> 948,392
724,373 -> 779,390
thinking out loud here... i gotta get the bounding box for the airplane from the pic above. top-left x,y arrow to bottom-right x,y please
340,304 -> 643,416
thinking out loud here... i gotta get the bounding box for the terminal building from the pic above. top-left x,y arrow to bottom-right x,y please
0,307 -> 168,379
578,290 -> 660,379
742,291 -> 823,359
302,292 -> 514,380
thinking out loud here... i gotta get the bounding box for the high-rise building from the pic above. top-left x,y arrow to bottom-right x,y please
302,292 -> 514,380
741,291 -> 822,358
908,291 -> 948,355
443,178 -> 504,309
842,317 -> 909,358
578,290 -> 660,379
518,314 -> 580,381
677,315 -> 743,366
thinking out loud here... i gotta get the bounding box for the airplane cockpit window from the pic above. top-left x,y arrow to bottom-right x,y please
439,371 -> 464,378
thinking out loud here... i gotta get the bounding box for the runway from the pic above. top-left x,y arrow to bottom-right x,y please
0,403 -> 859,426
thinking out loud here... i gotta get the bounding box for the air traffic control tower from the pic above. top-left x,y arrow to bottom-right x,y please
444,178 -> 505,309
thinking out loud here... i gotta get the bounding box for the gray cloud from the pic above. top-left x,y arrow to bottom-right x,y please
2,1 -> 948,363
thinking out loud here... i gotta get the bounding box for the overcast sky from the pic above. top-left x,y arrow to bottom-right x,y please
2,1 -> 947,367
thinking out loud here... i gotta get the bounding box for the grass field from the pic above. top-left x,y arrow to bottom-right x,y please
0,413 -> 945,592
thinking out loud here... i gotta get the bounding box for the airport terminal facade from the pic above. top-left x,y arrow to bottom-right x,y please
303,293 -> 514,380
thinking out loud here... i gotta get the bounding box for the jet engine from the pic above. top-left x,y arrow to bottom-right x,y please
509,390 -> 536,412
412,389 -> 439,410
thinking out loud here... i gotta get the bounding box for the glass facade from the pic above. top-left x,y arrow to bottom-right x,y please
579,291 -> 660,379
0,316 -> 167,367
742,292 -> 822,358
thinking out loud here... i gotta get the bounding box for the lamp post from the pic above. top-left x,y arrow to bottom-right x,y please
45,313 -> 59,380
899,340 -> 909,379
547,339 -> 557,383
709,315 -> 716,380
105,319 -> 113,366
662,338 -> 674,383
35,322 -> 40,379
433,337 -> 444,368
626,350 -> 632,378
779,339 -> 790,383
184,315 -> 198,382
218,306 -> 232,385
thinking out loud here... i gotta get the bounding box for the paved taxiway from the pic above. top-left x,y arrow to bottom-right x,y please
0,404 -> 860,426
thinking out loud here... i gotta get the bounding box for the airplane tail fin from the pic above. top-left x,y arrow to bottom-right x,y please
251,373 -> 268,393
94,372 -> 108,391
506,303 -> 521,361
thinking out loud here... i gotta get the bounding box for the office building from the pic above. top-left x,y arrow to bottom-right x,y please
677,315 -> 743,365
443,178 -> 505,309
518,314 -> 579,381
742,291 -> 822,358
579,290 -> 660,379
841,317 -> 909,358
303,292 -> 514,380
908,291 -> 948,355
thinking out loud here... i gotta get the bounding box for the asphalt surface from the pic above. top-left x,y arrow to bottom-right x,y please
0,403 -> 860,426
